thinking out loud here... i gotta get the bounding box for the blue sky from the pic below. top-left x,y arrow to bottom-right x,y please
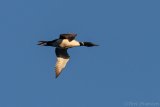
0,0 -> 160,107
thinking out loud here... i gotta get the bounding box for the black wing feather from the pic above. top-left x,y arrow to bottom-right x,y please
59,33 -> 77,41
55,48 -> 70,59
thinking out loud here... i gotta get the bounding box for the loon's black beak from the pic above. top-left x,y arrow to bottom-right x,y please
92,43 -> 99,46
84,42 -> 99,47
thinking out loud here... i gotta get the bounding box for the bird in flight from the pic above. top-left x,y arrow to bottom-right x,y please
38,33 -> 98,78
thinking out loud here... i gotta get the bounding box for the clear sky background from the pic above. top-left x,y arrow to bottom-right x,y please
0,0 -> 160,107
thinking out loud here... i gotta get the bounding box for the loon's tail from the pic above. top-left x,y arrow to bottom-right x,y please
37,39 -> 58,46
37,41 -> 49,46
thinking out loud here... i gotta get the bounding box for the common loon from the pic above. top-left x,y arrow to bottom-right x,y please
38,33 -> 98,78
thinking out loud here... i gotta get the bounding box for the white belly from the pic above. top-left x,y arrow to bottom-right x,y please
59,39 -> 80,48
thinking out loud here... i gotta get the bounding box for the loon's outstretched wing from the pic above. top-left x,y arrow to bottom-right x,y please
55,48 -> 70,78
59,33 -> 77,41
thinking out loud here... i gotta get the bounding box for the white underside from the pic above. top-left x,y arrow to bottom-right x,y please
55,57 -> 69,77
59,39 -> 80,48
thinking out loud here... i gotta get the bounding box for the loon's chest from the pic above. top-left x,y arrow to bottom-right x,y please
59,39 -> 80,48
